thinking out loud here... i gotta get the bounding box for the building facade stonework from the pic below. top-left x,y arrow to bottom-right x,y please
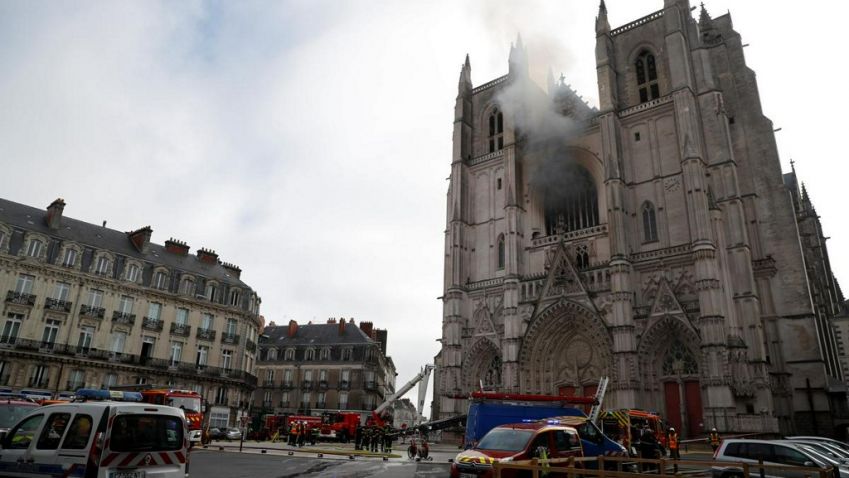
434,0 -> 848,437
254,319 -> 396,423
0,197 -> 262,428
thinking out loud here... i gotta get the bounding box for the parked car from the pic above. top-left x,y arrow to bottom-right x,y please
226,427 -> 243,440
782,441 -> 849,475
783,439 -> 849,463
0,397 -> 39,435
788,437 -> 849,456
207,427 -> 226,440
451,422 -> 584,478
712,439 -> 835,478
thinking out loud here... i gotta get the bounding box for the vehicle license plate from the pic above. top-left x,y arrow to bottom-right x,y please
110,471 -> 145,478
460,473 -> 478,478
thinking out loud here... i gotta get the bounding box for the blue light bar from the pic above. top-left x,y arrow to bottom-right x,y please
75,389 -> 143,402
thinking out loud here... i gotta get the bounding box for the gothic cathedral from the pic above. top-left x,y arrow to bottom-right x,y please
434,0 -> 849,437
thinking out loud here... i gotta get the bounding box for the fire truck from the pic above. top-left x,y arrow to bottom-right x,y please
600,409 -> 667,452
319,411 -> 361,442
110,385 -> 205,444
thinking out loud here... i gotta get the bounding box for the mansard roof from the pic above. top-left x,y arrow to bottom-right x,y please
0,197 -> 249,288
260,322 -> 375,347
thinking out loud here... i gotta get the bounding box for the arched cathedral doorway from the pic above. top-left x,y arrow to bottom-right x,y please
639,316 -> 704,438
464,339 -> 503,391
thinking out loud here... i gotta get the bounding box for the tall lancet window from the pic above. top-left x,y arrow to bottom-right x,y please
642,202 -> 658,242
497,234 -> 505,270
488,108 -> 504,153
636,51 -> 659,103
543,165 -> 599,236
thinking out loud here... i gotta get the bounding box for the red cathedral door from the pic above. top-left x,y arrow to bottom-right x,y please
664,382 -> 683,433
582,384 -> 598,415
558,386 -> 576,397
684,381 -> 704,437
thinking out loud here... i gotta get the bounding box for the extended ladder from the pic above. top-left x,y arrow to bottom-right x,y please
587,376 -> 609,424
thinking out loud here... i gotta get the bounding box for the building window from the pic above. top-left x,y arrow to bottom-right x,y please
285,349 -> 295,360
265,369 -> 275,382
304,370 -> 313,382
2,313 -> 24,344
201,313 -> 214,331
575,244 -> 590,269
319,369 -> 327,383
306,349 -> 315,361
15,274 -> 34,294
0,230 -> 5,251
301,392 -> 311,408
263,390 -> 273,406
41,319 -> 61,347
497,234 -> 505,270
205,283 -> 217,302
642,202 -> 658,242
103,373 -> 117,389
281,391 -> 290,406
153,271 -> 167,290
53,282 -> 70,301
170,341 -> 183,366
339,392 -> 348,409
497,178 -> 502,190
126,263 -> 140,282
320,348 -> 330,360
77,326 -> 94,350
26,238 -> 43,258
215,387 -> 228,406
221,350 -> 232,371
268,348 -> 278,360
284,369 -> 293,384
181,277 -> 195,295
30,365 -> 49,388
341,369 -> 350,384
543,165 -> 599,235
61,248 -> 77,268
68,369 -> 85,389
196,345 -> 209,367
176,308 -> 189,326
342,348 -> 352,361
147,302 -> 162,321
635,51 -> 659,103
488,107 -> 504,153
118,295 -> 134,314
110,331 -> 127,354
94,256 -> 110,275
86,289 -> 103,308
317,392 -> 326,407
225,318 -> 237,336
229,289 -> 241,307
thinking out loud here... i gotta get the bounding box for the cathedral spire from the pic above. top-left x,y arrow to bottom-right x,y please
508,33 -> 528,78
699,2 -> 713,29
596,0 -> 610,34
458,54 -> 472,94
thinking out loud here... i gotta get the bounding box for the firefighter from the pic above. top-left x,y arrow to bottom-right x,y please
355,423 -> 363,450
708,427 -> 721,452
668,427 -> 680,472
383,425 -> 392,453
639,429 -> 661,472
363,426 -> 373,452
297,422 -> 306,447
288,422 -> 296,446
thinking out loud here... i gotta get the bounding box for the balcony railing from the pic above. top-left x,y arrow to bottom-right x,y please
111,311 -> 135,326
0,337 -> 258,387
315,402 -> 326,409
299,402 -> 310,410
142,317 -> 164,332
302,380 -> 312,389
170,323 -> 191,337
263,380 -> 274,387
364,381 -> 377,391
221,333 -> 239,345
319,380 -> 328,390
279,401 -> 289,408
44,297 -> 73,313
79,304 -> 105,320
246,340 -> 256,353
6,290 -> 36,306
281,381 -> 294,389
196,328 -> 217,341
339,380 -> 350,390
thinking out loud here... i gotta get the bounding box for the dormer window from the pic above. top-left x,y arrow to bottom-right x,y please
285,348 -> 295,360
635,51 -> 659,103
61,248 -> 78,268
320,348 -> 330,360
228,289 -> 241,307
153,271 -> 168,290
488,108 -> 504,153
205,282 -> 217,302
26,238 -> 43,258
306,348 -> 316,361
126,263 -> 140,282
181,277 -> 195,295
95,256 -> 110,275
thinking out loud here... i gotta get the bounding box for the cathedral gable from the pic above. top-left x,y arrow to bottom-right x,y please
535,242 -> 597,314
649,278 -> 684,316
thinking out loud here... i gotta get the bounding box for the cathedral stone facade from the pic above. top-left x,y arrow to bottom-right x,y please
434,0 -> 848,437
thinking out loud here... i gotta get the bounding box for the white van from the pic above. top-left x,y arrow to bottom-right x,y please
0,390 -> 188,477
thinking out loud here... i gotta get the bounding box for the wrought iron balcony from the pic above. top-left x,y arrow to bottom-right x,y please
364,381 -> 377,391
44,297 -> 73,312
338,380 -> 350,390
302,380 -> 312,389
170,323 -> 191,337
221,333 -> 239,345
196,328 -> 216,341
6,290 -> 36,306
263,380 -> 274,387
246,340 -> 256,353
142,317 -> 164,332
279,401 -> 289,408
262,401 -> 273,408
315,402 -> 326,409
319,380 -> 328,390
79,304 -> 105,319
281,381 -> 294,389
111,311 -> 135,325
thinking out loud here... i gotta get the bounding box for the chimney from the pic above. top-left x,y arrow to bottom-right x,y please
222,262 -> 241,279
45,198 -> 65,230
127,226 -> 153,253
375,329 -> 388,355
165,238 -> 190,255
287,320 -> 298,338
197,248 -> 219,265
338,320 -> 346,336
359,321 -> 374,338
327,318 -> 337,324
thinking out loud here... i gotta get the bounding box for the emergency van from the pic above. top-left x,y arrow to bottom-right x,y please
0,389 -> 189,478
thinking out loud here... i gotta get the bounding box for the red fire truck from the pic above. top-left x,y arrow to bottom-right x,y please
319,411 -> 361,442
110,385 -> 204,444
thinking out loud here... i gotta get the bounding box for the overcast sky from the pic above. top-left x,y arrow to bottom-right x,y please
1,0 -> 847,417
